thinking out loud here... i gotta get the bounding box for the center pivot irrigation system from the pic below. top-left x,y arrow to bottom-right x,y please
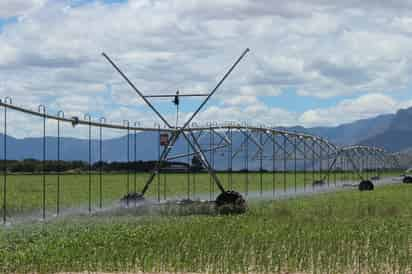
102,48 -> 251,213
0,48 -> 403,222
100,48 -> 399,213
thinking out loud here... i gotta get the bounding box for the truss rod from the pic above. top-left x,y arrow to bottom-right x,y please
138,49 -> 250,195
186,131 -> 225,192
167,144 -> 227,161
102,52 -> 172,128
0,101 -> 171,132
144,94 -> 209,98
181,48 -> 250,129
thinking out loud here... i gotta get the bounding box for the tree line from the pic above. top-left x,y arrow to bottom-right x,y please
0,158 -> 204,173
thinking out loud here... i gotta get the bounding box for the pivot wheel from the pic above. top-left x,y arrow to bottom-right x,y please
403,176 -> 412,184
120,192 -> 145,206
312,180 -> 325,187
215,190 -> 247,214
358,180 -> 374,191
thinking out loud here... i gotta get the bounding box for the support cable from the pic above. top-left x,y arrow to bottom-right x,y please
39,105 -> 46,220
99,117 -> 105,209
57,110 -> 64,215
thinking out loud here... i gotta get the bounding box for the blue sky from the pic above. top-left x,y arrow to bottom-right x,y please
0,17 -> 16,31
1,0 -> 412,136
70,0 -> 126,7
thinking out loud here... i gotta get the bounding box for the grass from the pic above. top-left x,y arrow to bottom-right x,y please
0,170 -> 399,217
0,182 -> 411,273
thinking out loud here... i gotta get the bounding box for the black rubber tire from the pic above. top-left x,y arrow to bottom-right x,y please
312,180 -> 325,187
358,180 -> 374,191
403,176 -> 412,184
215,190 -> 247,214
120,192 -> 145,206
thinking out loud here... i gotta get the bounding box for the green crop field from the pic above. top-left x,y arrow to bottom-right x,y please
0,179 -> 411,273
0,170 -> 400,217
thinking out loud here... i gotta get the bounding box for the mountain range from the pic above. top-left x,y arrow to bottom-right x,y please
0,106 -> 411,164
297,106 -> 412,152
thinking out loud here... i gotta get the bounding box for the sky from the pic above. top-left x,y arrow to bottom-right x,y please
2,0 -> 412,137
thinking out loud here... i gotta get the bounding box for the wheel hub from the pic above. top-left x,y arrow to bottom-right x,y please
215,190 -> 247,214
358,180 -> 374,191
120,192 -> 145,206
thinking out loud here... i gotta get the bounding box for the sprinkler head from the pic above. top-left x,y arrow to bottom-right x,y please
71,116 -> 79,127
173,90 -> 179,106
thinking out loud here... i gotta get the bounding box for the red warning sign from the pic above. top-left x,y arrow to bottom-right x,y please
160,133 -> 169,146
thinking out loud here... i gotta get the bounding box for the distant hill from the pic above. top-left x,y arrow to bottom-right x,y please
360,107 -> 412,152
0,132 -> 159,162
0,106 -> 409,166
277,112 -> 394,146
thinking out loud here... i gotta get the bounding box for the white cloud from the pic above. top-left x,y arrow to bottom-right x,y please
299,93 -> 409,126
223,94 -> 259,106
195,100 -> 298,127
1,0 -> 412,132
0,0 -> 45,18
